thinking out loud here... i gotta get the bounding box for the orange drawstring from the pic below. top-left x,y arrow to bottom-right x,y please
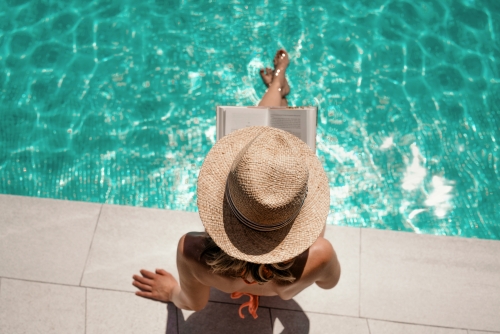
230,292 -> 259,319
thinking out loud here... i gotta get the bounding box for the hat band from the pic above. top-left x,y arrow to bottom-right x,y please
225,180 -> 308,232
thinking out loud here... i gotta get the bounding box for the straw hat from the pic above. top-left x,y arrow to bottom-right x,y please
197,126 -> 330,264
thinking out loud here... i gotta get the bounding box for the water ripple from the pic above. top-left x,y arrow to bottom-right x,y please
0,0 -> 499,239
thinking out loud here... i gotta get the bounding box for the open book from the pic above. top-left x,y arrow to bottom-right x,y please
216,106 -> 317,151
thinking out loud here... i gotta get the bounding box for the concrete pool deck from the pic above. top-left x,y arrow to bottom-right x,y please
0,194 -> 499,334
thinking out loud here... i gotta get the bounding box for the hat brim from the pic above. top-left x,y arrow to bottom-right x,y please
197,126 -> 330,264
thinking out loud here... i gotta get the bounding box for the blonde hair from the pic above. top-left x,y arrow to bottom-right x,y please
201,236 -> 296,284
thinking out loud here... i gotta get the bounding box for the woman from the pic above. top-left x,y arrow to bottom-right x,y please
133,50 -> 341,319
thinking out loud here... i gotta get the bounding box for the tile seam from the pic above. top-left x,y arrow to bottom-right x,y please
79,204 -> 104,286
84,288 -> 87,334
360,317 -> 475,332
0,276 -> 161,296
0,278 -> 488,332
262,307 -> 361,318
359,227 -> 362,318
0,275 -> 485,333
263,308 -> 495,332
176,303 -> 179,334
0,276 -> 87,289
268,307 -> 274,334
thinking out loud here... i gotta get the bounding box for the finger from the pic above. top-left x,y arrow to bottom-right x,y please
133,280 -> 153,292
156,269 -> 168,275
133,274 -> 153,285
135,291 -> 154,299
140,269 -> 156,279
266,68 -> 272,75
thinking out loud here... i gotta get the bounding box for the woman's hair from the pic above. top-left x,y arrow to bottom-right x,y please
201,236 -> 296,284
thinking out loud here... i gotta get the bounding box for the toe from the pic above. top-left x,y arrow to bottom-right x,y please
274,49 -> 289,69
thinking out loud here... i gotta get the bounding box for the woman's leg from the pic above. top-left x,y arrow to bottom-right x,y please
258,50 -> 290,107
259,68 -> 288,106
280,96 -> 288,107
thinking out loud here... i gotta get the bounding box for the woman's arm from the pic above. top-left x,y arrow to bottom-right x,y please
133,235 -> 210,311
313,239 -> 341,290
173,234 -> 211,310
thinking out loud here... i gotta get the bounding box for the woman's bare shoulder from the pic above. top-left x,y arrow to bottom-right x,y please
307,237 -> 340,289
178,232 -> 208,263
300,237 -> 337,279
309,237 -> 335,264
277,237 -> 339,299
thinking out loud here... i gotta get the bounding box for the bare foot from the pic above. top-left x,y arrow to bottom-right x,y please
259,49 -> 290,98
274,49 -> 290,71
133,269 -> 180,302
259,67 -> 273,87
273,49 -> 290,97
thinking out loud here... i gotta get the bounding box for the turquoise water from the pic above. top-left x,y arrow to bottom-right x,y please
0,0 -> 498,239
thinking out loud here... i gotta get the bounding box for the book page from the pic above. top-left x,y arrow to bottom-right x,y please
224,107 -> 268,135
306,108 -> 317,151
269,109 -> 307,143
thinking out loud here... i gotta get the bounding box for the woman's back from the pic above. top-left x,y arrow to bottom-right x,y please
180,232 -> 341,301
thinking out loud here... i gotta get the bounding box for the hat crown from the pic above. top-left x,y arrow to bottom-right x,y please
227,131 -> 309,227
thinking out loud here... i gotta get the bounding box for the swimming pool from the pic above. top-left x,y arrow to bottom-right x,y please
0,0 -> 498,239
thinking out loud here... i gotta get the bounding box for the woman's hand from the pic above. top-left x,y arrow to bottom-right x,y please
133,269 -> 180,302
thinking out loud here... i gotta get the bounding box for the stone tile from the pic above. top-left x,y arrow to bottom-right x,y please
0,278 -> 85,334
271,309 -> 369,334
0,194 -> 101,285
81,204 -> 203,291
86,288 -> 169,334
259,225 -> 360,317
368,319 -> 467,334
178,302 -> 272,334
360,228 -> 500,332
